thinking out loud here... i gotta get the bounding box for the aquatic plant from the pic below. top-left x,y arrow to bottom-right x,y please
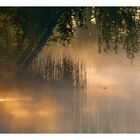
29,52 -> 87,88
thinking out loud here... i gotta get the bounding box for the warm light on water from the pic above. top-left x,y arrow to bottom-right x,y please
0,98 -> 31,102
1,58 -> 140,132
1,30 -> 140,133
0,92 -> 63,132
0,98 -> 5,102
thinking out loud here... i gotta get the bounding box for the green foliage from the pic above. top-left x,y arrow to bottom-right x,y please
0,12 -> 24,64
0,8 -> 63,64
49,7 -> 140,58
56,7 -> 140,58
0,7 -> 140,66
94,7 -> 139,58
56,7 -> 87,45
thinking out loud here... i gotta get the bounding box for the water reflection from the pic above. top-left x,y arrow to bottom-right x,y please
1,44 -> 140,133
1,77 -> 140,133
1,67 -> 140,132
0,85 -> 87,132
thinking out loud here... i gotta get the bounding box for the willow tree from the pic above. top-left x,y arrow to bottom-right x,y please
0,7 -> 140,70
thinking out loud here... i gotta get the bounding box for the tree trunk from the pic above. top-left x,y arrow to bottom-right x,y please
18,9 -> 64,71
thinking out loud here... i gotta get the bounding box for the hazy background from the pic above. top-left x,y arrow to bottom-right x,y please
0,25 -> 140,133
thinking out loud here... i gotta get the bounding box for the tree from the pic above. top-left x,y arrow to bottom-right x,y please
0,7 -> 140,71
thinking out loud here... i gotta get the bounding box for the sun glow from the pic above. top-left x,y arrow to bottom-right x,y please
0,97 -> 32,102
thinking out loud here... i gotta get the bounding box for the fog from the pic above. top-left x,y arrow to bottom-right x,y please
0,26 -> 140,133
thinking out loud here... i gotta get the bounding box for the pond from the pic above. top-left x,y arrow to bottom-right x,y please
0,38 -> 140,133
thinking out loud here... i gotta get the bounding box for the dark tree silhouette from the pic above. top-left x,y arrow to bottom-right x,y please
0,7 -> 140,70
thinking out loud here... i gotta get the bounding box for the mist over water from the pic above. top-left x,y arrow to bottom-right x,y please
1,27 -> 140,133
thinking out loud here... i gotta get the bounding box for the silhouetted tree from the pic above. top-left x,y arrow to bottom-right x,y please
0,7 -> 140,70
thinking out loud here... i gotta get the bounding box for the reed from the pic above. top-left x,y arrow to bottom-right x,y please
29,51 -> 87,88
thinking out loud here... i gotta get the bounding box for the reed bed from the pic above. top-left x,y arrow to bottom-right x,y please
29,52 -> 87,88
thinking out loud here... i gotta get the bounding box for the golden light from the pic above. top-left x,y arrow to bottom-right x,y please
0,98 -> 5,102
0,97 -> 31,102
91,17 -> 96,24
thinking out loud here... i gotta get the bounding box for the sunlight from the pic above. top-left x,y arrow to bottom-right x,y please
0,98 -> 5,102
0,97 -> 31,102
